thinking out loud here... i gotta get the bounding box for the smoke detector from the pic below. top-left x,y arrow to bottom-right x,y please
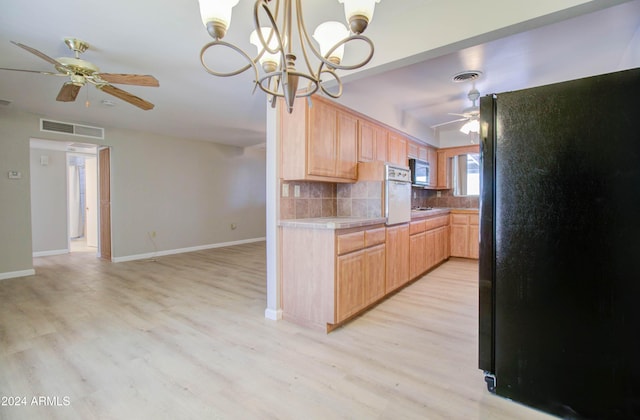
452,70 -> 483,83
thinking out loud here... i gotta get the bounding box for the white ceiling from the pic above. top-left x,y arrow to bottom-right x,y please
1,0 -> 638,148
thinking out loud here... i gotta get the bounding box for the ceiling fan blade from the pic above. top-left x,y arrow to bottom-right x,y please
0,67 -> 61,76
56,82 -> 82,102
10,41 -> 64,67
98,84 -> 155,110
97,73 -> 159,87
431,117 -> 468,129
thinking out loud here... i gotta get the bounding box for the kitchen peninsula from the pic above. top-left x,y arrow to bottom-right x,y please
279,208 -> 478,332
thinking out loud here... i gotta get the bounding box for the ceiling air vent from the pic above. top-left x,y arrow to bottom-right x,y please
40,118 -> 104,140
452,70 -> 483,83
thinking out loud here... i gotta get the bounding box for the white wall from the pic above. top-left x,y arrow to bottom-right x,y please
107,127 -> 266,259
0,107 -> 266,277
0,108 -> 33,276
30,148 -> 68,255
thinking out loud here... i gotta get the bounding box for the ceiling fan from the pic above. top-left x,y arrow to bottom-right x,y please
1,38 -> 159,110
432,87 -> 481,134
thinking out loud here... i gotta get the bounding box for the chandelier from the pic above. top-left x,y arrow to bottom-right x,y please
197,0 -> 381,113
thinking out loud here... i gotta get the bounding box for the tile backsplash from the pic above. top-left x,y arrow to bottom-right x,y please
280,180 -> 383,220
412,188 -> 479,209
280,181 -> 336,219
280,180 -> 478,220
337,181 -> 383,218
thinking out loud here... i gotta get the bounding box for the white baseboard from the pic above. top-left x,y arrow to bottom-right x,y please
33,249 -> 69,257
0,269 -> 36,281
264,308 -> 283,321
112,237 -> 266,263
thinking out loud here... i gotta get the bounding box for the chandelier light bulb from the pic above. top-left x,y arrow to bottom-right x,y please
198,0 -> 240,39
250,27 -> 282,73
338,0 -> 381,34
313,22 -> 349,65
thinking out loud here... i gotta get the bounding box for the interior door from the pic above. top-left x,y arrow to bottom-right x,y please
99,147 -> 112,261
85,156 -> 98,248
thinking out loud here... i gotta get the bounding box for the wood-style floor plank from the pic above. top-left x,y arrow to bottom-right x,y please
0,243 -> 555,419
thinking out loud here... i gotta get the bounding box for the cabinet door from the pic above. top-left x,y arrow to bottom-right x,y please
308,99 -> 337,177
408,142 -> 419,159
375,129 -> 388,163
434,227 -> 445,264
418,145 -> 428,162
388,133 -> 408,167
358,121 -> 376,162
385,224 -> 410,293
450,214 -> 470,257
336,110 -> 358,179
425,229 -> 436,270
410,232 -> 426,279
427,147 -> 438,187
336,250 -> 365,322
364,244 -> 386,304
436,150 -> 450,189
469,219 -> 479,259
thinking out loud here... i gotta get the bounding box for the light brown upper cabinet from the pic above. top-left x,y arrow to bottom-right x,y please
358,119 -> 388,163
388,132 -> 408,167
280,96 -> 358,182
408,141 -> 438,188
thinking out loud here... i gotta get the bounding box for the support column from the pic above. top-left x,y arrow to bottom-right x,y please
265,100 -> 282,320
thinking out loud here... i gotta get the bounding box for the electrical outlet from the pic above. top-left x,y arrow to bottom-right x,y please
282,183 -> 289,197
437,191 -> 442,198
294,185 -> 300,198
230,223 -> 237,230
413,191 -> 417,199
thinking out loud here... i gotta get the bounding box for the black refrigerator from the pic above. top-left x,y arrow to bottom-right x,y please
479,67 -> 640,419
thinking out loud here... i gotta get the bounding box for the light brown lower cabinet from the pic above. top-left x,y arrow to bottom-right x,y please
336,242 -> 386,323
281,224 -> 386,331
450,211 -> 479,259
409,215 -> 450,280
385,223 -> 410,293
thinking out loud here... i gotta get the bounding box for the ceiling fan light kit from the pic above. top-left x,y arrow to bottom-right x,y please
2,38 -> 159,110
197,0 -> 381,113
431,74 -> 482,135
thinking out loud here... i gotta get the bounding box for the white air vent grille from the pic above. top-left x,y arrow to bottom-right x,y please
40,119 -> 104,140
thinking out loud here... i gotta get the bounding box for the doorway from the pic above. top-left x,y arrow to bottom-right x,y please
29,139 -> 111,261
67,153 -> 98,253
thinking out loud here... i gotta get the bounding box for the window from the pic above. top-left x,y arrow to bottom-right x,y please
453,153 -> 480,196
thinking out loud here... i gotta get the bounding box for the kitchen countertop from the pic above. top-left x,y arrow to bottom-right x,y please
411,207 -> 478,219
279,208 -> 479,229
279,216 -> 387,230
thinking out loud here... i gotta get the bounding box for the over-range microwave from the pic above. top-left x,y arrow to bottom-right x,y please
408,158 -> 430,187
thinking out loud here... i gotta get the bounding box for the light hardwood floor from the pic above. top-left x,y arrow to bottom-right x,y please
0,243 -> 556,419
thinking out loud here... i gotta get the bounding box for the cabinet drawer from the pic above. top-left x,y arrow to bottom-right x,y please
425,215 -> 449,231
409,220 -> 426,235
337,231 -> 365,255
469,214 -> 479,225
365,227 -> 386,247
451,214 -> 469,225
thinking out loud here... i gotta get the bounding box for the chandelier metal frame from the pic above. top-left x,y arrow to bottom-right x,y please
198,0 -> 376,112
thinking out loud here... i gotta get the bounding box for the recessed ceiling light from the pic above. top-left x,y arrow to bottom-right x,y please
452,70 -> 483,83
101,99 -> 116,107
